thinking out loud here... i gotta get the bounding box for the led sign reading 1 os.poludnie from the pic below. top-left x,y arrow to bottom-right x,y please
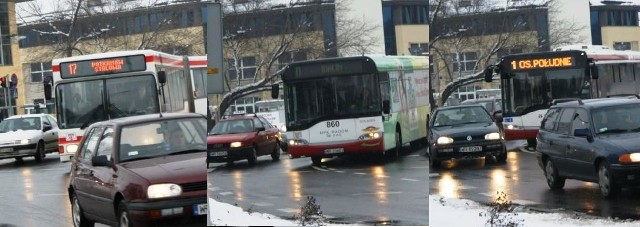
510,56 -> 574,71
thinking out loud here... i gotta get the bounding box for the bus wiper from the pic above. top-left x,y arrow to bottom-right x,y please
599,128 -> 628,135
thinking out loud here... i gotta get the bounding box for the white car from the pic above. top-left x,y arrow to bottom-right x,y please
0,114 -> 59,162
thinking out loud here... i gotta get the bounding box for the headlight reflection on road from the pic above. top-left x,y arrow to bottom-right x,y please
371,166 -> 388,204
438,172 -> 460,199
508,151 -> 520,182
21,168 -> 34,202
233,170 -> 243,201
489,169 -> 509,200
288,171 -> 302,201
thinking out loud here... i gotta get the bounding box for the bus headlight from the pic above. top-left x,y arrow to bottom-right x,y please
67,144 -> 79,153
437,136 -> 454,145
230,142 -> 242,148
281,125 -> 287,132
289,139 -> 308,146
147,184 -> 182,199
358,132 -> 381,140
485,132 -> 501,140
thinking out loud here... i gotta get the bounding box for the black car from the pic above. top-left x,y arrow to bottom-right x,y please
427,105 -> 506,168
536,98 -> 640,199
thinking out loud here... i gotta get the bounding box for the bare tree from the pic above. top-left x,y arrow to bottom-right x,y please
214,0 -> 381,119
429,0 -> 588,106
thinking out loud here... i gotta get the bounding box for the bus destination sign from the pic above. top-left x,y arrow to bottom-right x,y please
284,59 -> 373,81
501,51 -> 587,73
60,55 -> 147,78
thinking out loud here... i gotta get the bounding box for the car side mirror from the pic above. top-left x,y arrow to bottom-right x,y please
493,110 -> 503,122
574,128 -> 594,142
256,127 -> 266,132
382,100 -> 390,114
43,124 -> 52,132
92,155 -> 112,167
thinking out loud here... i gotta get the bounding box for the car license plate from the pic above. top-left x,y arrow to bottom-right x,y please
324,148 -> 344,154
0,148 -> 11,153
193,203 -> 207,216
211,151 -> 227,157
459,146 -> 482,152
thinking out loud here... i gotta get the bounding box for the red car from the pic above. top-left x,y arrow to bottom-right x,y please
68,113 -> 207,227
207,114 -> 281,167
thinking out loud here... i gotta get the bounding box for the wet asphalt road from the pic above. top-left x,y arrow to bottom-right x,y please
429,140 -> 640,220
208,145 -> 429,226
0,154 -> 109,227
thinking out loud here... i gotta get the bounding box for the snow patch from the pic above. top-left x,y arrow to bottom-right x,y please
209,198 -> 298,226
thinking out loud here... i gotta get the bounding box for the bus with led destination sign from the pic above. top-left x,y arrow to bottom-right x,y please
60,55 -> 146,78
277,55 -> 429,165
50,50 -> 207,163
485,45 -> 640,148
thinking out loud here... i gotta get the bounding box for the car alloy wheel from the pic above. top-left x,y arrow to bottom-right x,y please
544,159 -> 565,190
118,202 -> 132,227
34,142 -> 45,162
598,162 -> 618,198
72,193 -> 94,227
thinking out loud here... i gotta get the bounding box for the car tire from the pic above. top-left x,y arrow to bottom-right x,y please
527,138 -> 537,149
311,157 -> 322,166
271,143 -> 280,161
429,148 -> 440,168
247,147 -> 257,166
118,202 -> 133,227
34,141 -> 45,163
544,159 -> 565,190
598,161 -> 619,199
71,192 -> 95,227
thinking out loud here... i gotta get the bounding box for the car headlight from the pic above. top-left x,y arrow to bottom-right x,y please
437,136 -> 454,145
230,142 -> 242,148
147,183 -> 182,199
281,125 -> 287,132
17,139 -> 30,144
358,132 -> 381,140
67,144 -> 78,153
619,153 -> 640,163
288,139 -> 309,146
485,132 -> 501,140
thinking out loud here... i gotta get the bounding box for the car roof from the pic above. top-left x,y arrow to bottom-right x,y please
221,115 -> 260,121
553,97 -> 640,109
5,114 -> 50,119
461,98 -> 498,103
435,104 -> 487,111
88,112 -> 205,128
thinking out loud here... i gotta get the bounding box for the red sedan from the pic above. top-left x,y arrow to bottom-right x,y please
207,114 -> 281,167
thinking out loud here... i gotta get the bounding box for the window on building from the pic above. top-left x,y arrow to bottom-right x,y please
230,97 -> 261,114
30,62 -> 52,83
401,5 -> 429,24
409,43 -> 428,56
613,41 -> 637,51
182,10 -> 195,27
451,52 -> 478,73
33,98 -> 45,104
0,1 -> 11,66
277,51 -> 307,69
227,57 -> 257,80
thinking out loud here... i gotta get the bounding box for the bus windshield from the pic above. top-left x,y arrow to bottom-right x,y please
285,74 -> 379,129
255,100 -> 284,112
503,68 -> 589,116
56,75 -> 159,129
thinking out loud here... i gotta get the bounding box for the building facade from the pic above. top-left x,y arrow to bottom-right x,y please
382,0 -> 429,56
590,0 -> 640,50
0,0 -> 27,117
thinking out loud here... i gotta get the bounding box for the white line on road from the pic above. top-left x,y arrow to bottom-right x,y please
218,192 -> 234,196
429,173 -> 440,178
328,168 -> 337,171
36,167 -> 70,171
400,178 -> 420,182
311,166 -> 329,172
252,202 -> 273,207
458,186 -> 477,190
39,193 -> 67,196
407,154 -> 420,157
410,166 -> 429,169
479,193 -> 492,197
354,172 -> 367,175
263,196 -> 279,199
209,187 -> 221,192
512,199 -> 538,205
334,170 -> 346,173
351,191 -> 402,196
277,208 -> 299,213
518,147 -> 537,154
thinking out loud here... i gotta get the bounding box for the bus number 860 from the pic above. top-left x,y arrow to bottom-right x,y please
327,121 -> 340,128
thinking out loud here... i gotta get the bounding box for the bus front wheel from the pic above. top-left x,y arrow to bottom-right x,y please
527,139 -> 537,149
311,157 -> 322,166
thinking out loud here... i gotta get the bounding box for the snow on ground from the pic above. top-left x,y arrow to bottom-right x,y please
430,195 -> 640,227
209,198 -> 298,226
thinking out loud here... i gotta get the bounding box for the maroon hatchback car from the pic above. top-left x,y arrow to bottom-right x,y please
68,113 -> 207,227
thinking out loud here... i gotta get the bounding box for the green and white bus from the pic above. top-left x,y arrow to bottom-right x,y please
272,55 -> 429,165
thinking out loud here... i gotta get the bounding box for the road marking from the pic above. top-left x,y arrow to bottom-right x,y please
458,186 -> 477,190
351,191 -> 402,196
293,170 -> 313,173
209,187 -> 220,192
519,147 -> 537,154
277,208 -> 299,213
479,193 -> 492,197
354,172 -> 366,175
263,196 -> 279,199
328,168 -> 337,171
252,202 -> 273,207
36,167 -> 69,171
512,199 -> 538,205
334,170 -> 346,173
400,178 -> 420,182
311,166 -> 329,172
218,192 -> 233,196
407,154 -> 420,157
39,193 -> 67,196
429,173 -> 440,178
410,166 -> 429,169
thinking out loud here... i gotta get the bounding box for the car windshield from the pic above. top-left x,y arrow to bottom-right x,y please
476,101 -> 493,112
118,117 -> 206,162
592,103 -> 640,135
433,106 -> 493,127
0,117 -> 41,132
209,119 -> 254,134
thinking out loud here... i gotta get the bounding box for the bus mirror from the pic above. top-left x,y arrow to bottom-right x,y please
44,84 -> 52,100
158,71 -> 167,84
493,110 -> 503,122
382,100 -> 390,114
590,64 -> 599,79
484,67 -> 493,82
271,84 -> 279,99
